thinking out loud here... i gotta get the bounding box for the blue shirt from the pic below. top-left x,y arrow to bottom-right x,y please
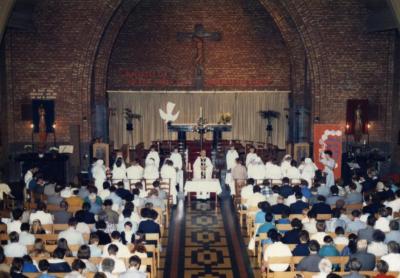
257,222 -> 275,235
301,187 -> 312,199
255,211 -> 266,224
319,245 -> 340,257
23,263 -> 38,273
293,243 -> 310,256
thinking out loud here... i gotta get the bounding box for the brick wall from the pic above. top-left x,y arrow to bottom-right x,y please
107,0 -> 291,91
1,0 -> 398,169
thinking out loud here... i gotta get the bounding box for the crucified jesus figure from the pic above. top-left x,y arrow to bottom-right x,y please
177,24 -> 222,90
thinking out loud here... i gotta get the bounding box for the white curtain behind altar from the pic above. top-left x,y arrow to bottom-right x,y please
107,91 -> 289,149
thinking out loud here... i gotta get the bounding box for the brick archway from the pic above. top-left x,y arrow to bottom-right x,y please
89,0 -> 332,141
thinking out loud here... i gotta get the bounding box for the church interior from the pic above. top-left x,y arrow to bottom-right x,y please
0,0 -> 400,277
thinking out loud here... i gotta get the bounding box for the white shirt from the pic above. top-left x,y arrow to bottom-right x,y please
64,271 -> 85,278
226,149 -> 239,170
58,227 -> 85,245
280,160 -> 291,177
385,198 -> 400,213
92,160 -> 107,190
374,217 -> 390,233
333,235 -> 349,246
76,222 -> 91,234
381,253 -> 400,271
7,220 -> 22,234
240,185 -> 254,200
263,242 -> 292,271
246,192 -> 266,208
119,268 -> 147,278
102,242 -> 131,258
310,232 -> 328,246
19,231 -> 35,246
29,210 -> 53,224
4,242 -> 27,257
100,255 -> 127,273
367,242 -> 388,257
126,165 -> 144,181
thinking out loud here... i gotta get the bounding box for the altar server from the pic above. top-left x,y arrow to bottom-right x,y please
92,159 -> 107,191
145,146 -> 160,169
193,150 -> 213,180
245,146 -> 258,167
143,158 -> 159,181
160,159 -> 178,204
320,150 -> 336,187
247,156 -> 266,182
225,145 -> 239,192
126,160 -> 144,183
170,147 -> 184,191
299,158 -> 318,187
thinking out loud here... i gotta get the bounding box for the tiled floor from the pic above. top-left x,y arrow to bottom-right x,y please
184,202 -> 234,277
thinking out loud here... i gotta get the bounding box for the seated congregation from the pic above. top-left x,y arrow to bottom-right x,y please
236,154 -> 400,278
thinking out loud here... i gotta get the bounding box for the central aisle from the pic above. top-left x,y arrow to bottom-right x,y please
164,196 -> 254,278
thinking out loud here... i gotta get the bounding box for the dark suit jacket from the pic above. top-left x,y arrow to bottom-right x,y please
116,188 -> 133,202
348,251 -> 376,271
137,220 -> 161,235
279,185 -> 294,198
310,202 -> 332,215
271,203 -> 290,215
95,230 -> 111,245
292,243 -> 310,256
75,210 -> 96,224
290,201 -> 309,214
296,254 -> 322,272
282,229 -> 301,244
48,262 -> 71,273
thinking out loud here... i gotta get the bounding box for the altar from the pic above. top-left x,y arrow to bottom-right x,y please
184,178 -> 221,204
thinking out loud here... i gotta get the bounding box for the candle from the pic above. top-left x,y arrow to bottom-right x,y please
200,107 -> 203,118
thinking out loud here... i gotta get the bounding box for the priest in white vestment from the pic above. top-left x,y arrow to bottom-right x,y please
247,156 -> 266,182
193,150 -> 213,180
145,147 -> 160,169
299,158 -> 318,187
265,159 -> 283,180
126,160 -> 144,183
245,147 -> 258,167
320,150 -> 336,187
143,158 -> 160,181
91,159 -> 107,192
193,150 -> 214,199
169,147 -> 183,192
160,159 -> 178,204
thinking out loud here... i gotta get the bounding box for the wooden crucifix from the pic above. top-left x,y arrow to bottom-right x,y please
177,24 -> 222,90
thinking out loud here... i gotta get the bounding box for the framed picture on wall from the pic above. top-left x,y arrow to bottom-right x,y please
93,143 -> 109,167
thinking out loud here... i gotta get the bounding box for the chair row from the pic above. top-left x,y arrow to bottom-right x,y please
262,271 -> 400,278
6,256 -> 155,278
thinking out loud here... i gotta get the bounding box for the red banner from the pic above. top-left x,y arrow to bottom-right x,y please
313,124 -> 343,179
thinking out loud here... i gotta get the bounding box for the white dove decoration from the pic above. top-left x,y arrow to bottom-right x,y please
159,102 -> 180,123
